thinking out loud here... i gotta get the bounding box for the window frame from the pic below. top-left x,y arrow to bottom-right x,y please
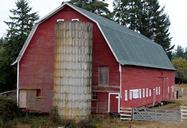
57,19 -> 64,22
72,18 -> 79,22
98,66 -> 109,86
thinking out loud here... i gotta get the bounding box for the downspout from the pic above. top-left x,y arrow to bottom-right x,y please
119,64 -> 122,113
17,61 -> 19,106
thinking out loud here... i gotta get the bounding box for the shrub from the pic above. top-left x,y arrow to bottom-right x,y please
0,97 -> 19,122
49,106 -> 62,124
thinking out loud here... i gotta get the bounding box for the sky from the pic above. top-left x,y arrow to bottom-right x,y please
0,0 -> 187,49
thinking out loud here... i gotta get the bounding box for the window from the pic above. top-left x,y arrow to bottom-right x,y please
36,89 -> 41,97
139,89 -> 141,98
146,88 -> 149,97
57,19 -> 64,22
149,89 -> 152,97
158,87 -> 161,95
92,92 -> 97,100
155,87 -> 158,95
72,19 -> 79,22
125,90 -> 128,101
129,91 -> 132,100
130,89 -> 139,99
98,66 -> 109,86
142,88 -> 145,98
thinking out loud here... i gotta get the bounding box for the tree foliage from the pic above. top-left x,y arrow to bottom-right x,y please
68,0 -> 111,18
172,57 -> 187,82
113,0 -> 172,52
0,0 -> 39,92
4,0 -> 39,62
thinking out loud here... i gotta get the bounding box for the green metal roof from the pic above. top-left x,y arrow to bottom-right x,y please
72,4 -> 175,70
15,3 -> 175,70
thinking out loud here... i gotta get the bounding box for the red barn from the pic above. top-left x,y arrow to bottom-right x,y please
14,3 -> 175,120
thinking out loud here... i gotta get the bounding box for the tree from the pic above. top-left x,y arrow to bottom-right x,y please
175,45 -> 184,58
113,0 -> 172,52
184,47 -> 187,59
172,57 -> 187,82
68,0 -> 111,18
0,0 -> 39,92
4,0 -> 39,62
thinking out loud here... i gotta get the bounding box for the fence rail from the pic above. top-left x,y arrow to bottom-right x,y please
120,107 -> 133,120
0,90 -> 16,96
133,108 -> 180,122
120,107 -> 181,122
181,106 -> 187,121
0,90 -> 16,100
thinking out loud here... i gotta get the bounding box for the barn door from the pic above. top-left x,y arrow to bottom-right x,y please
19,90 -> 27,108
162,77 -> 169,100
108,93 -> 119,113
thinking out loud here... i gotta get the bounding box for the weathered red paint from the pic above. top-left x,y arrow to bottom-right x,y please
19,5 -> 119,113
120,66 -> 175,108
19,5 -> 175,114
110,94 -> 119,112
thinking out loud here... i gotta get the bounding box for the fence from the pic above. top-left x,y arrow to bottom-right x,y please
181,106 -> 187,121
120,107 -> 133,120
0,90 -> 16,97
120,107 -> 181,122
133,108 -> 181,122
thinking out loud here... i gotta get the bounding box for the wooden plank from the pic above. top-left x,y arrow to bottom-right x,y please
120,114 -> 132,117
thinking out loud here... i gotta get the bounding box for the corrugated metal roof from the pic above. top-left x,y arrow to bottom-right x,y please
71,4 -> 175,70
15,3 -> 175,70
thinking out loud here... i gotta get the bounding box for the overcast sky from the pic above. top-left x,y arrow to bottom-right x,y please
0,0 -> 187,49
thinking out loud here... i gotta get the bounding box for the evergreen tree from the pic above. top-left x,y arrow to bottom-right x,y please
174,45 -> 184,58
4,0 -> 39,61
184,47 -> 187,59
113,0 -> 172,52
0,0 -> 39,92
68,0 -> 111,18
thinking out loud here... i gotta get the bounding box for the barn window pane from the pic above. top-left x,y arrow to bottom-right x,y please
142,88 -> 145,98
125,90 -> 128,101
146,88 -> 149,97
98,66 -> 109,86
92,92 -> 97,100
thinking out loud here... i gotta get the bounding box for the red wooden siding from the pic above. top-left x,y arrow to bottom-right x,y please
120,66 -> 175,108
19,5 -> 119,112
19,4 -> 175,114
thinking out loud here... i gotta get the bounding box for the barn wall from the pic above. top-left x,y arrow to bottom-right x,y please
120,66 -> 175,108
19,5 -> 119,113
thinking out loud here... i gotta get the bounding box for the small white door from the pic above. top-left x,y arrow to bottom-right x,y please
19,90 -> 27,108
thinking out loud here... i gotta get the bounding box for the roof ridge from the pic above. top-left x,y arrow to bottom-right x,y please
70,3 -> 161,47
13,2 -> 174,70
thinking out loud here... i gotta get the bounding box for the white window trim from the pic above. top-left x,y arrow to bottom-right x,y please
57,19 -> 64,22
158,86 -> 161,95
142,88 -> 145,98
146,88 -> 149,97
139,89 -> 141,98
149,89 -> 152,97
125,90 -> 128,101
72,18 -> 79,21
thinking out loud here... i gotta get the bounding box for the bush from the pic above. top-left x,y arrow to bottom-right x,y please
0,97 -> 20,122
49,106 -> 62,124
